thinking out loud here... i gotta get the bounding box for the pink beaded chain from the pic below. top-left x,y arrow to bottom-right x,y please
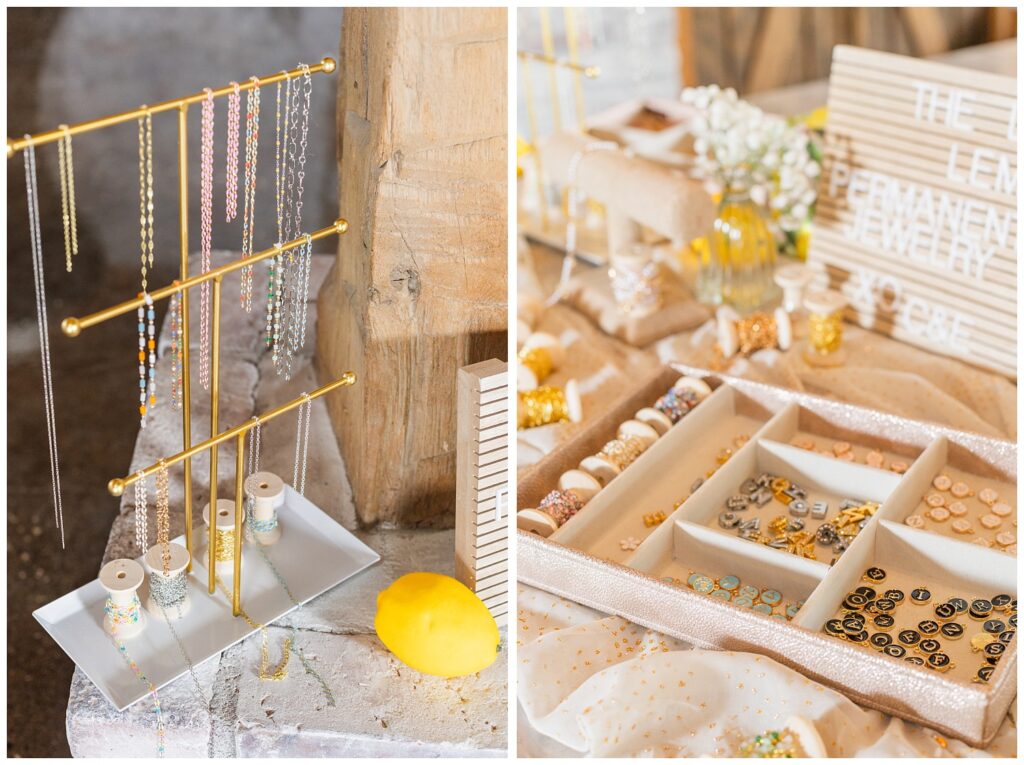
225,82 -> 240,222
240,76 -> 261,312
199,88 -> 215,391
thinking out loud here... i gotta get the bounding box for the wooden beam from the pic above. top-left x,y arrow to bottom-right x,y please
987,7 -> 1017,41
744,7 -> 803,94
317,8 -> 508,526
676,8 -> 699,87
900,7 -> 950,57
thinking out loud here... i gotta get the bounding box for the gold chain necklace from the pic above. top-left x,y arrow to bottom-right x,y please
155,461 -> 170,574
215,576 -> 291,680
57,124 -> 78,271
137,111 -> 155,291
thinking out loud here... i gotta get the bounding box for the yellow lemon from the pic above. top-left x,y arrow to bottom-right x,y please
375,572 -> 500,678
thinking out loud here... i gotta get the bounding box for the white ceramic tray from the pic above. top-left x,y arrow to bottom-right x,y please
34,486 -> 379,710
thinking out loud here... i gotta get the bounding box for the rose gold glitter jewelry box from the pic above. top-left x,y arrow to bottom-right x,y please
517,365 -> 1017,748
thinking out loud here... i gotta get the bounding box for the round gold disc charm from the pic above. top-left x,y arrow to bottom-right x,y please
970,633 -> 997,652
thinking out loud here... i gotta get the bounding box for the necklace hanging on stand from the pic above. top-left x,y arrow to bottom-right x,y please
199,88 -> 215,391
137,111 -> 156,426
169,288 -> 183,410
267,72 -> 291,357
240,76 -> 261,312
57,124 -> 79,272
292,393 -> 312,495
24,139 -> 66,549
285,233 -> 313,374
245,416 -> 263,518
139,292 -> 156,423
134,470 -> 148,553
225,81 -> 240,222
275,64 -> 313,379
155,461 -> 171,574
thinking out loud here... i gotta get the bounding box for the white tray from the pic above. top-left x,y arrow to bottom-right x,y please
34,486 -> 380,710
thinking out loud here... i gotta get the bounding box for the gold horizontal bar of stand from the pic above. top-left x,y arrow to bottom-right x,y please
7,57 -> 336,158
107,372 -> 357,497
517,50 -> 600,78
62,219 -> 348,337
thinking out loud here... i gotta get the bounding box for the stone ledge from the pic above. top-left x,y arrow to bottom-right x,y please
66,254 -> 508,756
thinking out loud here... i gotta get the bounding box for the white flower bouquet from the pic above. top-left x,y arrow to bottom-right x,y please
682,85 -> 822,255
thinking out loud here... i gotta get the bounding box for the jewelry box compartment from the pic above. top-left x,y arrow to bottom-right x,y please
671,437 -> 900,566
797,519 -> 1016,686
550,382 -> 774,564
873,435 -> 1017,556
518,365 -> 1017,748
627,520 -> 825,621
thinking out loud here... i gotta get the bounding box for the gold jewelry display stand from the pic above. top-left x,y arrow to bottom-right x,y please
8,56 -> 354,618
517,8 -> 599,230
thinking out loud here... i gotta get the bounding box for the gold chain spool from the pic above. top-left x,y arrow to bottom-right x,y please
518,385 -> 569,429
517,345 -> 553,384
735,311 -> 778,355
210,526 -> 237,563
808,311 -> 843,355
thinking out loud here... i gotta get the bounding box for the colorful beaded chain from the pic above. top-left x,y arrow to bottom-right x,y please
105,595 -> 166,757
138,293 -> 156,425
168,290 -> 183,410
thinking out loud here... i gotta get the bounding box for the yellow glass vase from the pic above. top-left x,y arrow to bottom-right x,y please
699,188 -> 780,311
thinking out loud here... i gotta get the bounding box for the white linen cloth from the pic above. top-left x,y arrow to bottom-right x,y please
517,585 -> 1017,757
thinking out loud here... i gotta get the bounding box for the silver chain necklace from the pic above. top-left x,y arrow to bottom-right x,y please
25,140 -> 66,549
246,417 -> 262,514
284,234 -> 313,377
273,64 -> 313,379
150,571 -> 211,712
134,470 -> 148,553
292,393 -> 311,495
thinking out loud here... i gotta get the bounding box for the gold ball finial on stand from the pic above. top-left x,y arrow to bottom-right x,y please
321,57 -> 337,74
61,317 -> 82,337
108,478 -> 126,497
335,218 -> 349,234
